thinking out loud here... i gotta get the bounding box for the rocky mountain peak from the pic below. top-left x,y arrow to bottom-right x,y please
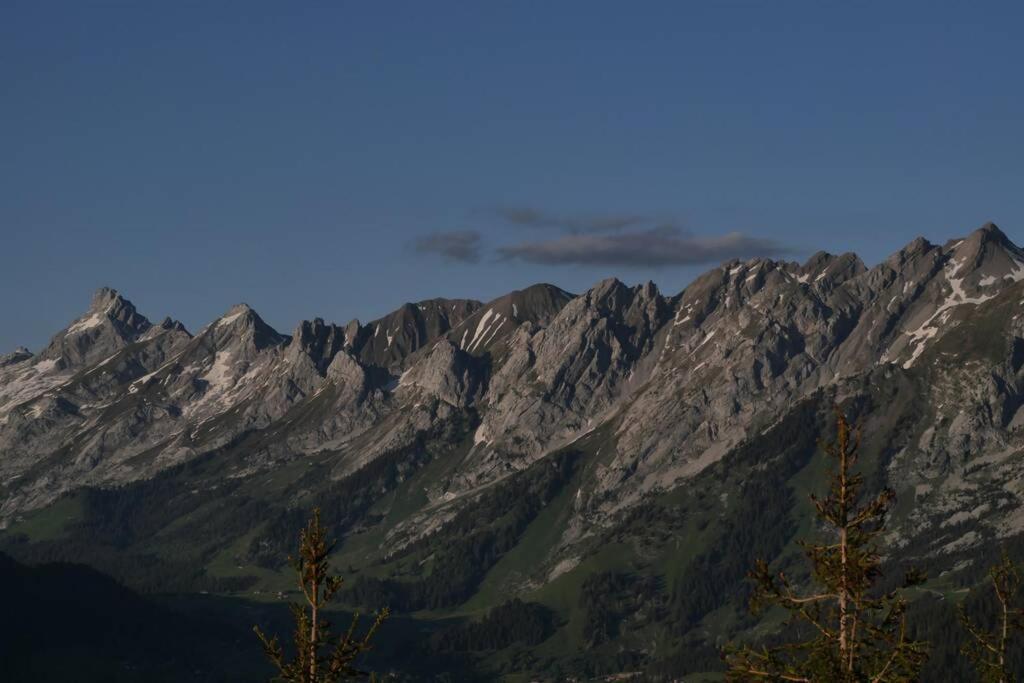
324,348 -> 367,402
157,316 -> 188,333
947,221 -> 1024,285
954,222 -> 1015,254
974,220 -> 1009,241
88,286 -> 149,327
351,297 -> 483,368
89,286 -> 118,309
342,319 -> 361,348
137,315 -> 191,344
86,287 -> 149,330
2,223 -> 1024,683
202,303 -> 284,351
576,278 -> 661,324
801,250 -> 833,271
5,221 -> 1024,650
37,288 -> 152,367
292,316 -> 328,337
447,284 -> 572,357
800,251 -> 866,287
886,236 -> 937,267
220,302 -> 253,320
500,283 -> 573,320
0,347 -> 33,368
290,317 -> 348,375
589,276 -> 627,300
399,338 -> 482,407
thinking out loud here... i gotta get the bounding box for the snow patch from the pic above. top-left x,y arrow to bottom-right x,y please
0,359 -> 71,413
218,310 -> 246,326
466,309 -> 495,353
66,314 -> 104,335
35,359 -> 59,373
548,557 -> 581,581
941,530 -> 981,554
1004,256 -> 1024,283
201,351 -> 236,390
129,368 -> 161,394
478,314 -> 506,349
473,423 -> 490,446
901,264 -> 995,368
693,329 -> 717,353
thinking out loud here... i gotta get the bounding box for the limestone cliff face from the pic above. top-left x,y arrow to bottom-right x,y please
4,223 -> 1024,579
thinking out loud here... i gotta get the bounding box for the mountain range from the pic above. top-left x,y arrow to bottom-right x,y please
3,222 -> 1024,680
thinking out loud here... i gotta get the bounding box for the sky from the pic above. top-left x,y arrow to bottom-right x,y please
2,1 -> 1023,352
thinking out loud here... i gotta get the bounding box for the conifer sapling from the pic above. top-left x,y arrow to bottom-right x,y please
723,405 -> 928,682
254,508 -> 388,682
959,550 -> 1024,683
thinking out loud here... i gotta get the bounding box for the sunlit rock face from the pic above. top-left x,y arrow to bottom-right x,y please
3,223 -> 1024,583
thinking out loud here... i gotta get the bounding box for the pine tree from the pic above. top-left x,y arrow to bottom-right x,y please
723,405 -> 928,682
254,508 -> 389,682
959,550 -> 1024,683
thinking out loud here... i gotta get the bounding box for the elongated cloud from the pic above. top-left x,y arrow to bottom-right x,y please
413,230 -> 482,263
497,226 -> 788,267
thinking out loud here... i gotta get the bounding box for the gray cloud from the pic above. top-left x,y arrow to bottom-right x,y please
413,230 -> 482,263
494,207 -> 649,233
496,226 -> 789,267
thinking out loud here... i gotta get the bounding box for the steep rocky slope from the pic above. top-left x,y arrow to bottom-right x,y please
3,222 -> 1024,679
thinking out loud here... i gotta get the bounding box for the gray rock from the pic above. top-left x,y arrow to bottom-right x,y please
4,222 -> 1024,586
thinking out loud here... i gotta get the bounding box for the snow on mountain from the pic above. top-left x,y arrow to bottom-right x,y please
3,223 -> 1024,587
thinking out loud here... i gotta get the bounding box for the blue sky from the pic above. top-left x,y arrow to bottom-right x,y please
2,1 -> 1022,351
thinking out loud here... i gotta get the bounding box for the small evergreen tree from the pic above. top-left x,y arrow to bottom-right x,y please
254,508 -> 388,682
959,550 -> 1024,683
723,405 -> 928,681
